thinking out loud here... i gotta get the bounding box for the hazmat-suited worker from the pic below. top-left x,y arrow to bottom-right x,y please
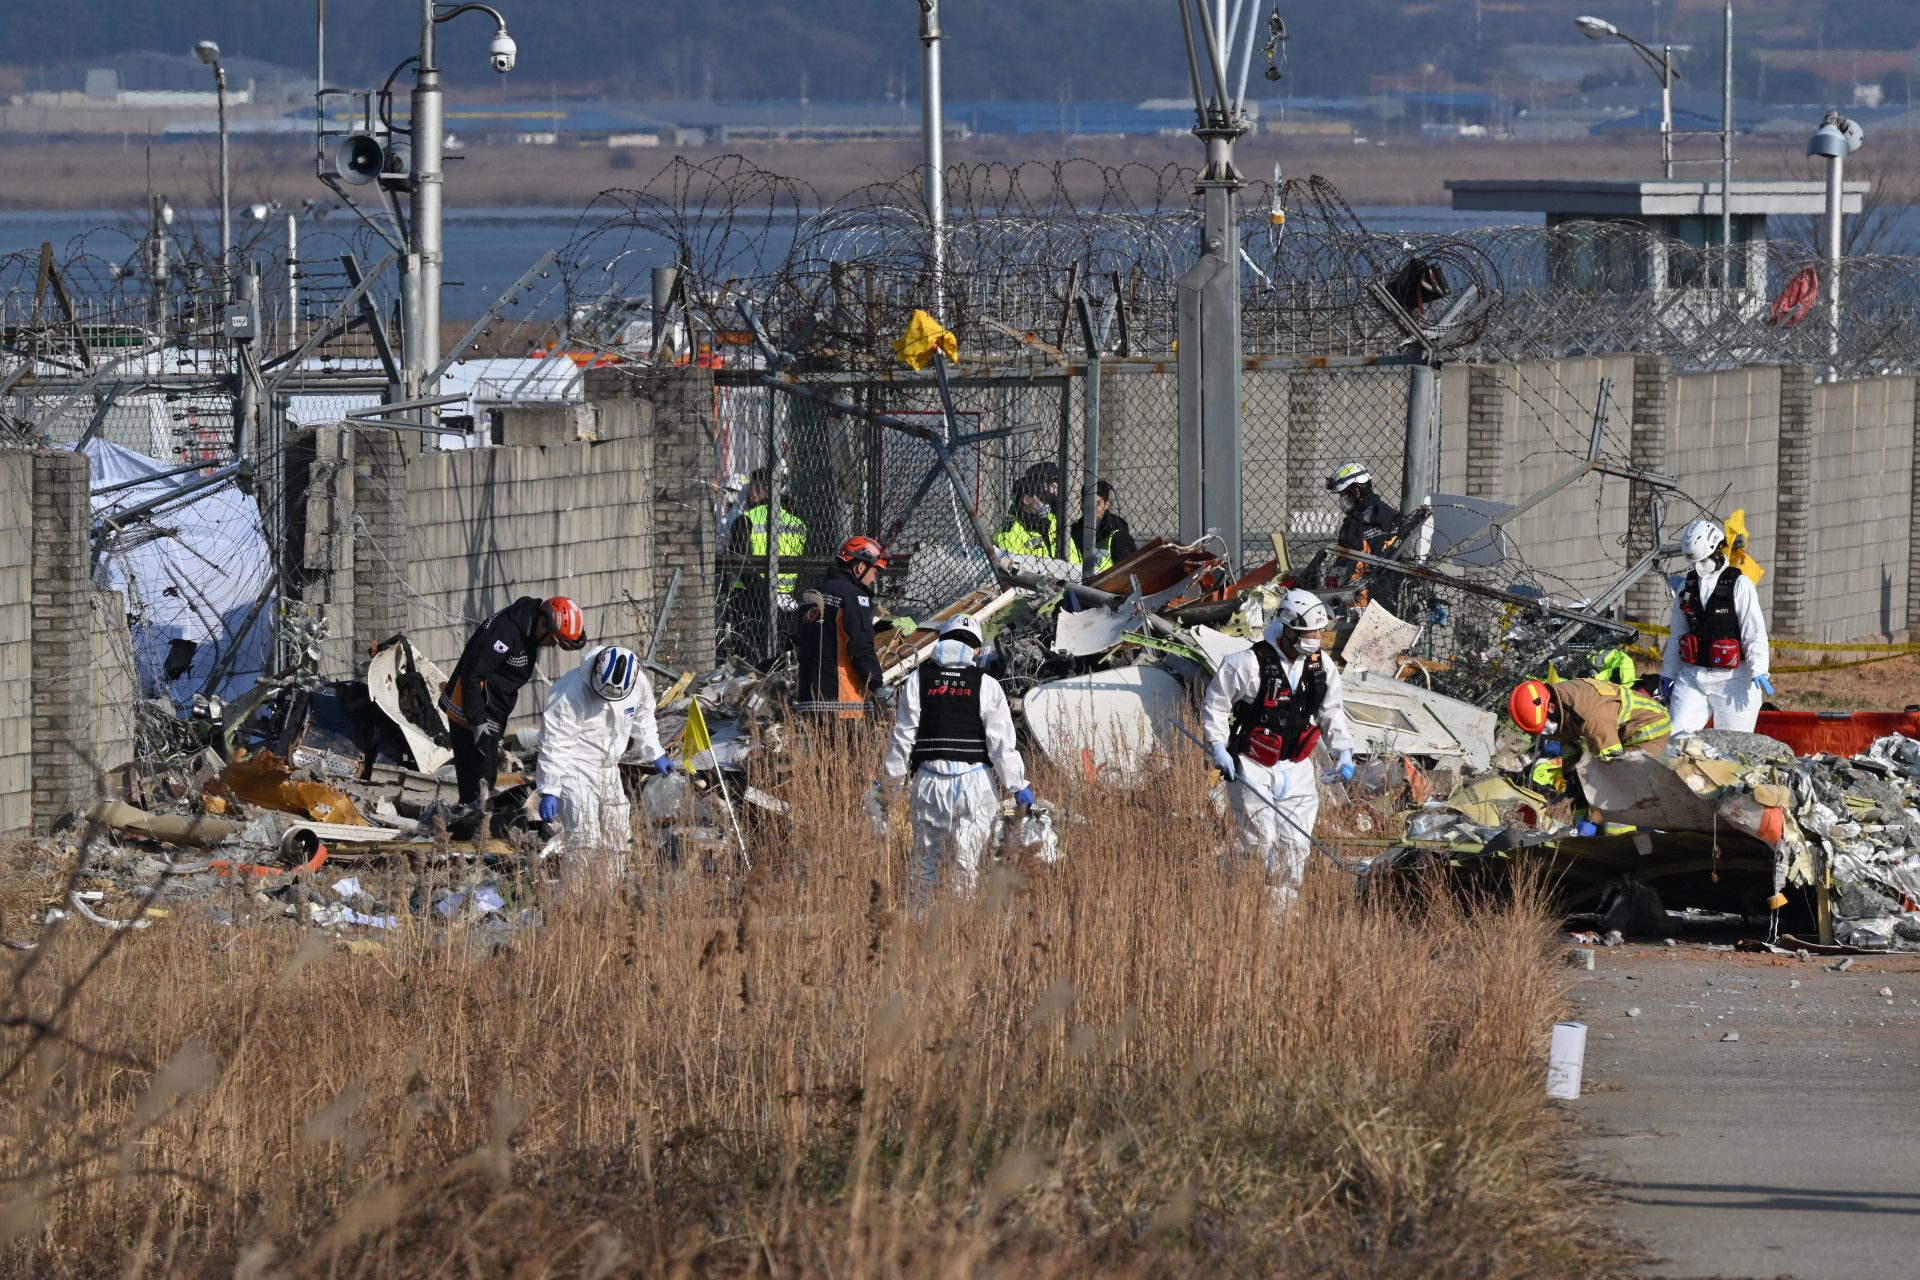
876,614 -> 1032,898
1661,517 -> 1772,735
1202,588 -> 1356,905
536,645 -> 672,884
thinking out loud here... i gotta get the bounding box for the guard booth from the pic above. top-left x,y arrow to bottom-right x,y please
1445,178 -> 1867,313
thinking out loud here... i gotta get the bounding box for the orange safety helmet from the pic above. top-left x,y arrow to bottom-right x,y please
544,595 -> 587,650
1509,679 -> 1552,735
837,535 -> 888,570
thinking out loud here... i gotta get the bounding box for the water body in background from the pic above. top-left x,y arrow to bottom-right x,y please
61,201 -> 1920,325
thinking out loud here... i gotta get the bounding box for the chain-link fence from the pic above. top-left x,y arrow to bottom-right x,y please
712,361 -> 1422,665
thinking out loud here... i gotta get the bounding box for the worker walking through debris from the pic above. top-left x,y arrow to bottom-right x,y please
875,614 -> 1032,899
795,535 -> 888,718
537,645 -> 671,885
1203,588 -> 1355,905
1661,517 -> 1772,735
439,595 -> 587,837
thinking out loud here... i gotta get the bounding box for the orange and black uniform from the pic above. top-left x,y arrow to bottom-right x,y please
1331,491 -> 1401,595
439,596 -> 545,807
794,564 -> 883,718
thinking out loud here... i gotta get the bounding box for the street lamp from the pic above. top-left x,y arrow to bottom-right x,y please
1575,15 -> 1680,178
1809,112 -> 1863,380
194,40 -> 231,286
409,3 -> 517,402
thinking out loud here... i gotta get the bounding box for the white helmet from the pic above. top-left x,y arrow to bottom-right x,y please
587,645 -> 640,701
1679,517 -> 1724,572
1326,463 -> 1372,495
930,613 -> 981,667
1264,588 -> 1332,650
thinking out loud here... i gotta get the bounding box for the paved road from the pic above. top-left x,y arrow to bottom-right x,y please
1565,942 -> 1920,1280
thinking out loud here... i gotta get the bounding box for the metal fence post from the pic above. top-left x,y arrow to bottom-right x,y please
1401,361 -> 1439,513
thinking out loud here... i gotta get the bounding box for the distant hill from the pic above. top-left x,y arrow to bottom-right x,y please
4,1 -> 1910,103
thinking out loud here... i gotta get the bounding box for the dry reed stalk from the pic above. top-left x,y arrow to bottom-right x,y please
0,734 -> 1628,1278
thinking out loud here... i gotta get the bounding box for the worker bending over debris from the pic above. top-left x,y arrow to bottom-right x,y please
537,645 -> 672,883
796,535 -> 890,717
876,614 -> 1032,897
1661,517 -> 1772,735
1511,676 -> 1671,833
1203,588 -> 1356,905
1511,676 -> 1673,763
440,595 -> 586,837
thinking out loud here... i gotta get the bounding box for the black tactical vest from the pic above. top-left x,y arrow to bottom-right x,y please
1679,569 -> 1744,669
1227,643 -> 1329,764
910,664 -> 990,768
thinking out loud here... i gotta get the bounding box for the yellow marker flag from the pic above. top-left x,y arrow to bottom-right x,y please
682,697 -> 713,773
1725,508 -> 1766,585
892,309 -> 957,371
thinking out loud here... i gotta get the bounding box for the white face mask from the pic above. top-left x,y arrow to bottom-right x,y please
1337,490 -> 1357,512
1293,634 -> 1322,654
1543,717 -> 1559,737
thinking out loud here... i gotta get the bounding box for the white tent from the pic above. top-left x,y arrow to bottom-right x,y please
82,440 -> 273,706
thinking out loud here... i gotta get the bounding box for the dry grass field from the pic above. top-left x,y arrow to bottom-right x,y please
0,734 -> 1622,1277
0,131 -> 1843,213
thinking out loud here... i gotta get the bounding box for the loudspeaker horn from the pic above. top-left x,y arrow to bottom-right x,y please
333,134 -> 385,186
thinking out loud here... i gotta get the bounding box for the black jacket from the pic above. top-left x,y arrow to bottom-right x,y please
1338,492 -> 1402,555
795,565 -> 883,704
441,596 -> 544,731
1095,511 -> 1137,564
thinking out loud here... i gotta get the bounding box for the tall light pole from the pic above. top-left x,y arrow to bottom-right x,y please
407,3 -> 516,401
1720,0 -> 1733,277
917,1 -> 946,307
1574,16 -> 1678,178
195,40 -> 231,288
1175,0 -> 1250,562
1809,112 -> 1862,381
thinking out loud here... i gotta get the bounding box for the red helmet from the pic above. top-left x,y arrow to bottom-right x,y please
544,596 -> 586,650
1509,679 -> 1552,736
837,535 -> 888,570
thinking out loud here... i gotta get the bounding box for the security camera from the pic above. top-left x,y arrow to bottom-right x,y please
488,30 -> 517,73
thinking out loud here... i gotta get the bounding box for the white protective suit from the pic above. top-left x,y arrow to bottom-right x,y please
1202,643 -> 1355,903
1661,562 -> 1770,735
536,650 -> 663,883
881,655 -> 1029,898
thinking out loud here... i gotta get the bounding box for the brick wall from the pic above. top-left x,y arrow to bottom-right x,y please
0,452 -> 32,836
1807,374 -> 1914,642
400,436 -> 655,730
1667,366 -> 1781,617
593,365 -> 719,674
1625,354 -> 1672,624
31,450 -> 95,833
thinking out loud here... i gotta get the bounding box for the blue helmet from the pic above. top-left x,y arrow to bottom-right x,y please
588,646 -> 640,701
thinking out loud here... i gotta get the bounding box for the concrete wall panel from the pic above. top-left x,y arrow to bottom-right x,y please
1809,377 -> 1914,642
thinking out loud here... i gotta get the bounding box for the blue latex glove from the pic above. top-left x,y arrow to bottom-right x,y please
538,793 -> 560,823
1210,743 -> 1236,781
651,754 -> 675,775
1754,673 -> 1775,698
1539,738 -> 1564,758
1575,819 -> 1599,838
1656,676 -> 1675,703
1321,747 -> 1355,784
1013,786 -> 1034,811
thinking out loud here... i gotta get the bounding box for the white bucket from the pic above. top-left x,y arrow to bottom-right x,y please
1546,1021 -> 1587,1100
